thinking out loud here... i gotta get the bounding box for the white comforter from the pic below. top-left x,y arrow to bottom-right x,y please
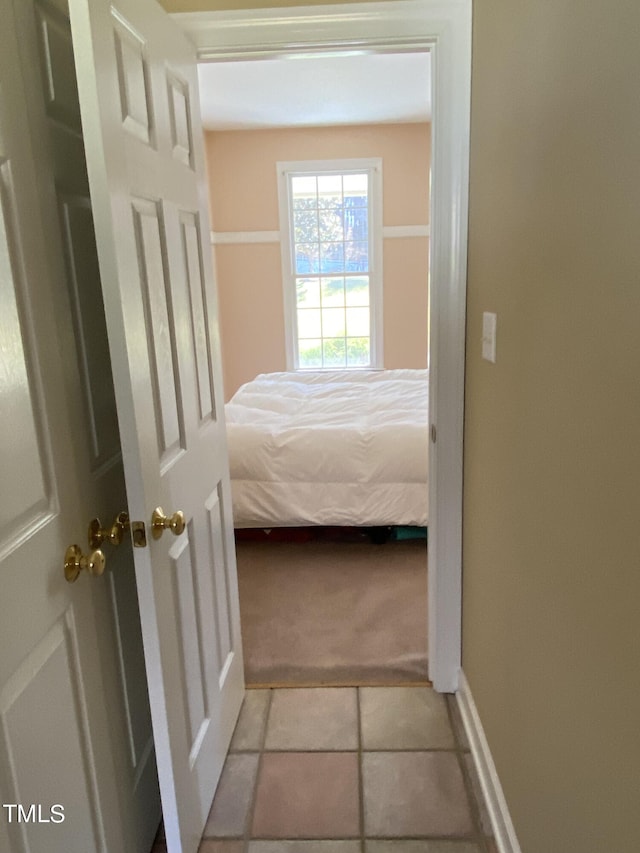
224,369 -> 429,527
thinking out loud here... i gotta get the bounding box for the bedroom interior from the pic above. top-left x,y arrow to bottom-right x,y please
198,51 -> 432,686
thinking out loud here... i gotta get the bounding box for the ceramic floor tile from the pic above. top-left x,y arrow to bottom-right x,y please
199,842 -> 244,853
231,690 -> 271,751
446,695 -> 470,751
265,688 -> 358,750
250,842 -> 361,853
204,753 -> 260,837
252,752 -> 360,838
366,843 -> 482,853
360,687 -> 455,750
362,751 -> 474,837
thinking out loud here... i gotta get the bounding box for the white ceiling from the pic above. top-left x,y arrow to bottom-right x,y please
197,52 -> 431,131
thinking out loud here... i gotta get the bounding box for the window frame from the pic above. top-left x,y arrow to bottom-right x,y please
277,158 -> 384,371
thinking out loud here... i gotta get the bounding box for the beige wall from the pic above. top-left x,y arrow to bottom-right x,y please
464,2 -> 640,852
205,123 -> 430,398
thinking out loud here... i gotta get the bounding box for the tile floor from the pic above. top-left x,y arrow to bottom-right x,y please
152,687 -> 497,853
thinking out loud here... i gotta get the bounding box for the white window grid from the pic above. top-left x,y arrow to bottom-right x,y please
277,158 -> 384,371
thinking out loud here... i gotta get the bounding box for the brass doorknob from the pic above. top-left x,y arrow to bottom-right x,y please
88,511 -> 129,549
64,545 -> 106,583
151,507 -> 186,540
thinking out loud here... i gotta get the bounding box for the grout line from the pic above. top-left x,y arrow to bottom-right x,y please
246,680 -> 432,690
355,834 -> 480,842
363,746 -> 462,754
245,750 -> 362,757
242,688 -> 274,853
225,687 -> 484,852
260,688 -> 274,751
246,835 -> 478,842
233,746 -> 462,755
206,838 -> 481,847
356,687 -> 366,852
245,837 -> 360,843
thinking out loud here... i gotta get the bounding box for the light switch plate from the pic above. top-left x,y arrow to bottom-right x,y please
482,312 -> 497,362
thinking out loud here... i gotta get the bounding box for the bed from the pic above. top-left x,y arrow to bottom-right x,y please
224,368 -> 429,528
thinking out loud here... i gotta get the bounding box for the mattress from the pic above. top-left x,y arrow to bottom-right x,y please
224,369 -> 429,528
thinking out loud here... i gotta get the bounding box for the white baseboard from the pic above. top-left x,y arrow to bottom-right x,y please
457,671 -> 522,853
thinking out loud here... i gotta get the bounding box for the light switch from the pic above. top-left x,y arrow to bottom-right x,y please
482,312 -> 497,363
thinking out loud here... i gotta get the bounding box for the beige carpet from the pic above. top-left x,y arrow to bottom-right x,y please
236,537 -> 429,686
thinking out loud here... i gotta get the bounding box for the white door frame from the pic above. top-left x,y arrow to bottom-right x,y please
174,0 -> 471,693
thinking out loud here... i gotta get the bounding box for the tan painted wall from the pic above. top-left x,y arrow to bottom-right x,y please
205,124 -> 430,398
464,2 -> 640,852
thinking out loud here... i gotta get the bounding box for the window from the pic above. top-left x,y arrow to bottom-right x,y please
278,159 -> 383,370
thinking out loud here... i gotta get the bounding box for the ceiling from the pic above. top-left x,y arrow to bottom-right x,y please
197,52 -> 431,131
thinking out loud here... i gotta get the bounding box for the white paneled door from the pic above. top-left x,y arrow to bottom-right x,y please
69,1 -> 245,852
1,0 -> 160,851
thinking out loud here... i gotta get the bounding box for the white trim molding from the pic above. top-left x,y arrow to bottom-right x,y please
211,230 -> 280,245
457,672 -> 523,853
175,0 -> 472,693
174,1 -> 452,60
211,226 -> 428,244
383,224 -> 430,239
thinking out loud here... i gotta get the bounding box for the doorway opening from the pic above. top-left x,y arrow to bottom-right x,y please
178,0 -> 471,695
197,48 -> 432,687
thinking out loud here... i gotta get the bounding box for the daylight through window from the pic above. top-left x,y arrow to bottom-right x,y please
279,161 -> 382,370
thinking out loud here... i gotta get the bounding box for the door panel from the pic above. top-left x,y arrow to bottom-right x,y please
167,74 -> 194,168
131,197 -> 185,460
0,165 -> 55,551
1,0 -> 161,850
106,542 -> 156,794
180,211 -> 216,424
35,0 -> 83,133
59,194 -> 121,469
207,487 -> 234,668
172,531 -> 209,748
69,1 -> 245,850
113,14 -> 155,146
0,613 -> 103,853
